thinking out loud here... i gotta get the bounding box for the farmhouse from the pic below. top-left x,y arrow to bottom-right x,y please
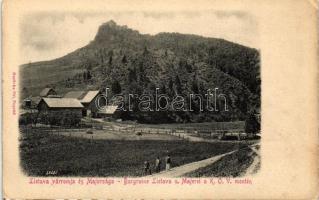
39,88 -> 57,97
37,98 -> 84,118
64,90 -> 102,117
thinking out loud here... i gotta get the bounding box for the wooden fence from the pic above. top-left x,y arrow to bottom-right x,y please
20,124 -> 247,140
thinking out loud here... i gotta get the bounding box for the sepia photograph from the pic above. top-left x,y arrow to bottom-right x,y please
3,0 -> 319,199
18,10 -> 261,178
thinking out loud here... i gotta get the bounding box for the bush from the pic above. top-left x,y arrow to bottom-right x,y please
38,111 -> 81,127
19,113 -> 38,125
86,130 -> 93,134
244,112 -> 260,135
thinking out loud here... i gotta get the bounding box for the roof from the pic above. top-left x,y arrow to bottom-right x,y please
80,91 -> 100,103
47,95 -> 62,98
40,98 -> 84,108
98,105 -> 118,114
20,109 -> 38,115
64,91 -> 87,99
30,96 -> 42,105
40,88 -> 55,97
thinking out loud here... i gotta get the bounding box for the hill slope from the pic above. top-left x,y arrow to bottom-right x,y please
20,20 -> 260,123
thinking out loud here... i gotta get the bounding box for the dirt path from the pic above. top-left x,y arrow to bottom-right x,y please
147,143 -> 260,178
146,150 -> 236,178
171,132 -> 207,142
244,145 -> 260,175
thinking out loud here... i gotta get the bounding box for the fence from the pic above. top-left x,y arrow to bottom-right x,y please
20,123 -> 247,141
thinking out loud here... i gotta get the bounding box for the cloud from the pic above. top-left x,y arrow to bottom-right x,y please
20,10 -> 258,64
214,10 -> 249,19
142,11 -> 176,19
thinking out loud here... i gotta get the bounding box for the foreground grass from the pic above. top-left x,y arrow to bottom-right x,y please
20,128 -> 250,177
184,147 -> 257,177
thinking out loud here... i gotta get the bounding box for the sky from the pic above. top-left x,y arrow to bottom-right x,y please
20,10 -> 258,64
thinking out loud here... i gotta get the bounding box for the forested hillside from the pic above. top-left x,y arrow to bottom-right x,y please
21,20 -> 260,123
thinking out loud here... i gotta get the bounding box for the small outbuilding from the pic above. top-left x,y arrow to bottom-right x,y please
23,98 -> 32,108
97,105 -> 120,118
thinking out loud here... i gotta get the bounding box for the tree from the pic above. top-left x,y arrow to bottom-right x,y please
143,46 -> 149,56
168,78 -> 173,91
174,75 -> 182,94
108,55 -> 113,65
38,111 -> 81,127
83,71 -> 87,81
244,112 -> 260,137
168,78 -> 174,96
19,113 -> 37,125
164,49 -> 168,57
137,65 -> 149,85
122,55 -> 127,64
111,80 -> 122,94
191,80 -> 199,94
160,84 -> 166,94
87,70 -> 92,80
128,68 -> 137,82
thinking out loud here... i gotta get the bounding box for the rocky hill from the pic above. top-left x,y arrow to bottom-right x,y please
20,20 -> 260,123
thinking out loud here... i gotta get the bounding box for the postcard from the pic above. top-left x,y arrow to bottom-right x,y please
2,0 -> 318,199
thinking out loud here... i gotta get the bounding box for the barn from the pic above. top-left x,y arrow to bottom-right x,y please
64,90 -> 102,117
37,98 -> 84,118
39,88 -> 57,97
63,91 -> 87,99
80,91 -> 101,117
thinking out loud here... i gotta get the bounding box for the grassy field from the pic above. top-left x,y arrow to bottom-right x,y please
48,129 -> 183,141
184,147 -> 258,177
20,128 -> 251,177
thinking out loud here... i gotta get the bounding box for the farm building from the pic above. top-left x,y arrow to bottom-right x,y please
97,105 -> 120,118
22,96 -> 41,109
39,88 -> 57,97
64,90 -> 103,117
20,97 -> 38,115
63,91 -> 87,99
37,98 -> 84,118
23,98 -> 32,108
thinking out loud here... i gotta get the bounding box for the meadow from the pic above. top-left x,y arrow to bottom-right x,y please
20,128 -> 249,177
118,121 -> 245,131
